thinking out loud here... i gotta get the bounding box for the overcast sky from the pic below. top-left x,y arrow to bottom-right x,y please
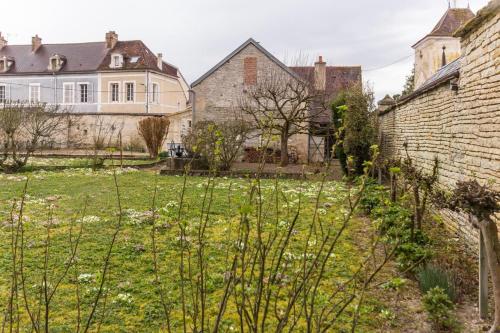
2,0 -> 489,101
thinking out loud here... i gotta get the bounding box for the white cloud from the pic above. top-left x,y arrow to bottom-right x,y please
1,0 -> 489,101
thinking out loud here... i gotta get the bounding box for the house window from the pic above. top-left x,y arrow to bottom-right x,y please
63,83 -> 75,104
110,54 -> 123,68
244,57 -> 257,85
111,83 -> 119,102
126,82 -> 134,102
79,83 -> 88,103
0,85 -> 6,103
29,84 -> 41,103
0,60 -> 4,72
152,83 -> 159,103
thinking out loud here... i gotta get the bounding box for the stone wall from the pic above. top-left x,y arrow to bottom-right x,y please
378,5 -> 499,247
64,110 -> 190,152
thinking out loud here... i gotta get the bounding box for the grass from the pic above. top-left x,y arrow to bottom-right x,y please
0,168 -> 394,332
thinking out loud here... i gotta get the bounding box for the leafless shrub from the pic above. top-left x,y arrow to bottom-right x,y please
182,119 -> 251,171
89,116 -> 123,169
137,116 -> 170,159
0,101 -> 73,171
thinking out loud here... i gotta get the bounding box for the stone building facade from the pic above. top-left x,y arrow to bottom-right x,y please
412,7 -> 474,88
377,0 -> 500,246
191,38 -> 361,162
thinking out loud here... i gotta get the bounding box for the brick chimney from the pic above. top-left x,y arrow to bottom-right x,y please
105,31 -> 118,49
32,35 -> 42,53
157,53 -> 163,69
0,32 -> 7,50
314,55 -> 326,91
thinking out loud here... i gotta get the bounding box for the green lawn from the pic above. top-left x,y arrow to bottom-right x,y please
0,168 -> 395,332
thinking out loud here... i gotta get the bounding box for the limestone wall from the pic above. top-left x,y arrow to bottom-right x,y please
192,43 -> 310,162
378,7 -> 499,247
64,111 -> 190,152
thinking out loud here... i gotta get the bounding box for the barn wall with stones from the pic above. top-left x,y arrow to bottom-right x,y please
378,7 -> 499,247
192,43 -> 309,162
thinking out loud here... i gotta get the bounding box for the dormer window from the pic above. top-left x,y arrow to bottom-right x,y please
0,56 -> 14,73
48,54 -> 65,72
110,53 -> 123,68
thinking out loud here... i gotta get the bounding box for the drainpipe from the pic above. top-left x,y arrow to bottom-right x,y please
145,70 -> 149,113
189,89 -> 196,124
53,72 -> 57,105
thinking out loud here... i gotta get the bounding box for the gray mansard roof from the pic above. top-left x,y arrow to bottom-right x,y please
0,42 -> 109,74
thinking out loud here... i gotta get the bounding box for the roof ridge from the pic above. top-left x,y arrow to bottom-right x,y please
5,41 -> 106,47
191,38 -> 302,87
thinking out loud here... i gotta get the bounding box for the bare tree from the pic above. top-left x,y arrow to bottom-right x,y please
0,102 -> 71,171
239,67 -> 326,166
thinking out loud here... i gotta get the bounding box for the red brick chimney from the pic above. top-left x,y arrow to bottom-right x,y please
105,31 -> 118,49
0,32 -> 7,50
314,55 -> 326,91
32,35 -> 42,53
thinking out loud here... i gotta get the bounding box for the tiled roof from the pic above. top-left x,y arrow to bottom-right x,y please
417,57 -> 460,93
0,42 -> 108,74
0,40 -> 178,77
98,40 -> 178,77
289,66 -> 362,123
289,66 -> 362,99
413,8 -> 475,47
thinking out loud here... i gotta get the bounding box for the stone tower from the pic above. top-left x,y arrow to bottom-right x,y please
412,6 -> 474,88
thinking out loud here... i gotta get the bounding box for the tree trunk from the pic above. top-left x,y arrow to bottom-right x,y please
280,133 -> 289,167
476,217 -> 500,333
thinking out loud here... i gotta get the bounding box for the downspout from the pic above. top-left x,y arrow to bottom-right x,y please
53,72 -> 57,105
189,89 -> 196,124
145,70 -> 150,113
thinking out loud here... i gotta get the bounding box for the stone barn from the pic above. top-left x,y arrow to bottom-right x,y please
190,38 -> 361,163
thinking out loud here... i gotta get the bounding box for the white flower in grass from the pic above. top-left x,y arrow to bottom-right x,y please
78,215 -> 101,224
278,220 -> 289,229
78,273 -> 94,284
317,208 -> 327,215
114,293 -> 133,304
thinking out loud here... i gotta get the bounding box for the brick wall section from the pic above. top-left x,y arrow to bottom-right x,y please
378,9 -> 500,248
244,57 -> 257,85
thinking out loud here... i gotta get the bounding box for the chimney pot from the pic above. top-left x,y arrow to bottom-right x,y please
0,32 -> 7,50
32,35 -> 42,53
105,31 -> 118,49
157,53 -> 163,69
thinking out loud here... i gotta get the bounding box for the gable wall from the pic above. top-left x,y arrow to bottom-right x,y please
192,43 -> 310,161
192,43 -> 294,122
